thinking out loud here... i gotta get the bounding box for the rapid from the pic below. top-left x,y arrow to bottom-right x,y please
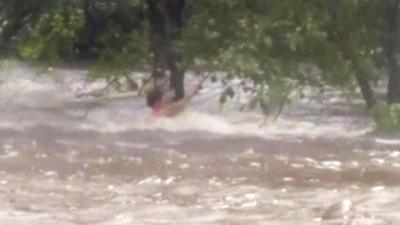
0,61 -> 399,225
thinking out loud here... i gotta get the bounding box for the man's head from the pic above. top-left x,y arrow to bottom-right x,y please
146,89 -> 163,107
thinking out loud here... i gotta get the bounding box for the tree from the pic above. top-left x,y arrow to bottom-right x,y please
80,0 -> 145,58
323,0 -> 380,108
0,0 -> 49,54
146,0 -> 186,101
382,0 -> 400,104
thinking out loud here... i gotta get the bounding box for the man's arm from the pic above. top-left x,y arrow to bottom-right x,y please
164,75 -> 209,116
164,88 -> 198,116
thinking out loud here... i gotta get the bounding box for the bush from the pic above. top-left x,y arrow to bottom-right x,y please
372,103 -> 400,133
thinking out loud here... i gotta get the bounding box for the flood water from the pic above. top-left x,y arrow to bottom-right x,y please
0,61 -> 400,225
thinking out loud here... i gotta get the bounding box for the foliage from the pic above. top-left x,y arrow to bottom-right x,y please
2,0 -> 400,131
16,2 -> 82,61
0,0 -> 383,82
90,28 -> 150,79
372,103 -> 400,133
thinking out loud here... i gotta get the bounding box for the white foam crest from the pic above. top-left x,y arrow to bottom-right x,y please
76,106 -> 373,141
81,109 -> 272,137
0,121 -> 27,130
0,78 -> 55,94
375,138 -> 400,146
150,111 -> 241,135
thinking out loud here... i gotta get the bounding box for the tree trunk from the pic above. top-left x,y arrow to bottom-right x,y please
147,0 -> 169,92
167,0 -> 185,100
387,53 -> 400,104
168,55 -> 185,100
383,0 -> 400,104
82,0 -> 103,58
355,73 -> 377,109
327,0 -> 377,109
147,0 -> 186,101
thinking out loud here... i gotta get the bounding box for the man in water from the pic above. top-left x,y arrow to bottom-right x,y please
147,73 -> 211,117
146,84 -> 200,117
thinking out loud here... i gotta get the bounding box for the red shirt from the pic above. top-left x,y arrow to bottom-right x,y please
152,101 -> 167,117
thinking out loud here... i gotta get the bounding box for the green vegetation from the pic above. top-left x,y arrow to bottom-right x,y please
373,103 -> 400,133
1,0 -> 400,131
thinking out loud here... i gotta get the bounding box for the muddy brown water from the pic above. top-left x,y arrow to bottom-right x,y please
0,63 -> 399,224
